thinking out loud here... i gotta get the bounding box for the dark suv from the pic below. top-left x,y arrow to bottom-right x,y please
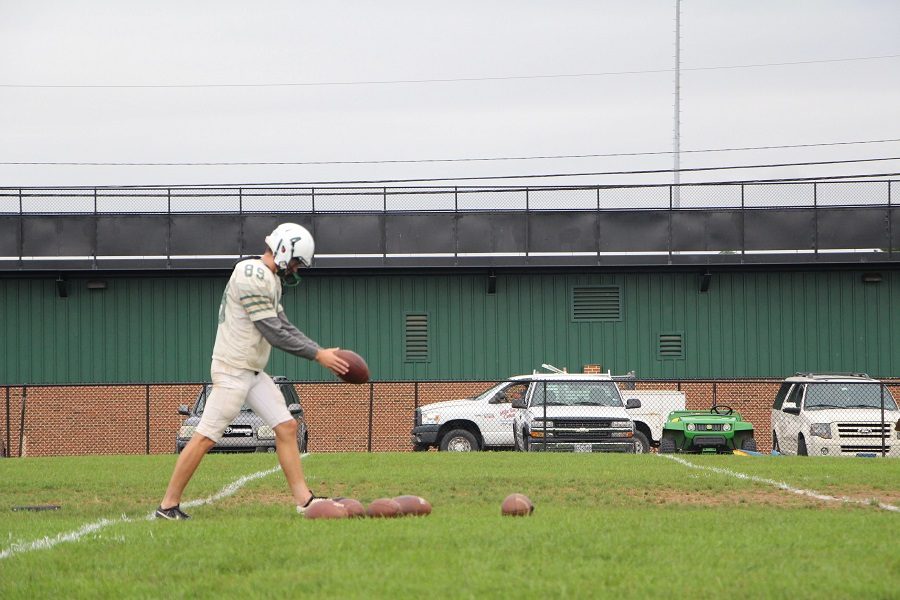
176,376 -> 309,454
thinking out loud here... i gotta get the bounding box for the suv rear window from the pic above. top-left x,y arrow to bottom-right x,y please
194,384 -> 296,415
804,383 -> 898,410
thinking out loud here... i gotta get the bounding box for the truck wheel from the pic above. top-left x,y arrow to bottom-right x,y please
741,437 -> 757,452
412,443 -> 428,452
632,431 -> 650,454
659,436 -> 676,454
439,429 -> 479,452
797,435 -> 808,456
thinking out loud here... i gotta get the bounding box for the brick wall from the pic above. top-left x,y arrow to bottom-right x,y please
2,380 -> 897,457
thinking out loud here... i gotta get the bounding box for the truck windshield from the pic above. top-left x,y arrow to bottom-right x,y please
472,382 -> 510,402
804,383 -> 898,410
531,382 -> 623,407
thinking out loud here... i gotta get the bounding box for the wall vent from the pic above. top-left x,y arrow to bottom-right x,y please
572,286 -> 621,321
657,332 -> 685,359
404,313 -> 430,362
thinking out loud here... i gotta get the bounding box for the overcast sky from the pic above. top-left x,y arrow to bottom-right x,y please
1,0 -> 899,189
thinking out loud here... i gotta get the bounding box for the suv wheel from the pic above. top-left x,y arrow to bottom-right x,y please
439,429 -> 479,452
659,435 -> 676,454
798,435 -> 808,456
741,437 -> 758,452
633,431 -> 650,454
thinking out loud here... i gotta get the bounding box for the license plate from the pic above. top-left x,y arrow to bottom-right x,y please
574,443 -> 592,453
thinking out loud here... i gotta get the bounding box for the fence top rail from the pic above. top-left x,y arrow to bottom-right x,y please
4,377 -> 899,388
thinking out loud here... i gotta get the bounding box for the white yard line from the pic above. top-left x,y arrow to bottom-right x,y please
658,454 -> 900,513
1,461 -> 291,561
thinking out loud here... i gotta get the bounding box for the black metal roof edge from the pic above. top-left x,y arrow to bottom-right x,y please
2,260 -> 899,280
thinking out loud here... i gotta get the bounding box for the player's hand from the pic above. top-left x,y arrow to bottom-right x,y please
315,347 -> 350,375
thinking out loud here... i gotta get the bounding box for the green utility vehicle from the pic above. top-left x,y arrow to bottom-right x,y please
659,405 -> 757,454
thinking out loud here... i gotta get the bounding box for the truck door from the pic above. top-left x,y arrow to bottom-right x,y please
481,382 -> 528,447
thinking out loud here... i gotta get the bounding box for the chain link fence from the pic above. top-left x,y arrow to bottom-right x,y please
2,378 -> 897,458
1,181 -> 897,213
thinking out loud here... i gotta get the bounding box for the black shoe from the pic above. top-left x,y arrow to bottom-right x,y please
155,504 -> 191,520
296,492 -> 329,515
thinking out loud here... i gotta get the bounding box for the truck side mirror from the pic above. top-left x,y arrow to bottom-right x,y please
288,403 -> 303,416
511,398 -> 527,409
178,404 -> 191,416
782,401 -> 800,415
625,398 -> 641,409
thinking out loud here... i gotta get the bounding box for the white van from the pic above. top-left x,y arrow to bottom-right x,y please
770,373 -> 900,457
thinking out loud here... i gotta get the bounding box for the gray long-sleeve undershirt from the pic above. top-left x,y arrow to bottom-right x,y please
253,311 -> 322,360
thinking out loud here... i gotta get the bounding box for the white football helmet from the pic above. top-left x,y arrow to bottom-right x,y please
265,223 -> 314,282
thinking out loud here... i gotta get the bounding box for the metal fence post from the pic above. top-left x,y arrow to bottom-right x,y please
367,383 -> 374,452
888,181 -> 893,259
880,383 -> 886,458
93,188 -> 98,269
812,182 -> 818,257
19,386 -> 26,457
18,189 -> 24,269
145,384 -> 151,455
668,185 -> 674,263
4,386 -> 9,457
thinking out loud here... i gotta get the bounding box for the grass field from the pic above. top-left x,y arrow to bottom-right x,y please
1,452 -> 898,599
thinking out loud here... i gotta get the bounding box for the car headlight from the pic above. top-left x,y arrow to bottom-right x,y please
722,423 -> 731,432
810,423 -> 832,439
686,423 -> 695,431
256,425 -> 275,440
533,420 -> 553,428
611,421 -> 630,428
423,414 -> 441,424
178,425 -> 196,439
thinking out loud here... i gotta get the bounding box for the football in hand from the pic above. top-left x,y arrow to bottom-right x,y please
335,349 -> 370,384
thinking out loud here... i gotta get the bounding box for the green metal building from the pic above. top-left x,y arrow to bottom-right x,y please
1,268 -> 896,384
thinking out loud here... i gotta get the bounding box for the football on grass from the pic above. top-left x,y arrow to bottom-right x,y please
366,498 -> 401,518
333,497 -> 366,518
501,493 -> 534,517
393,495 -> 432,516
304,500 -> 348,520
335,349 -> 370,384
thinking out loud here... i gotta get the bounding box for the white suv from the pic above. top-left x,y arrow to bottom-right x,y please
770,373 -> 900,457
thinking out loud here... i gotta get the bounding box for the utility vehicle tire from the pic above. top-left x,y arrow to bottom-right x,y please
632,431 -> 651,454
412,443 -> 429,452
659,436 -> 677,454
439,429 -> 479,452
797,435 -> 808,456
741,437 -> 758,452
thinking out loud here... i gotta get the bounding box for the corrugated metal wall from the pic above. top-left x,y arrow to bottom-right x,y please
0,270 -> 896,383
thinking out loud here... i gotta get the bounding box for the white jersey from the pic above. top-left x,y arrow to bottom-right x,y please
212,258 -> 283,372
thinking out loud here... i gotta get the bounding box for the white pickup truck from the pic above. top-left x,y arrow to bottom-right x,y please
411,370 -> 685,453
